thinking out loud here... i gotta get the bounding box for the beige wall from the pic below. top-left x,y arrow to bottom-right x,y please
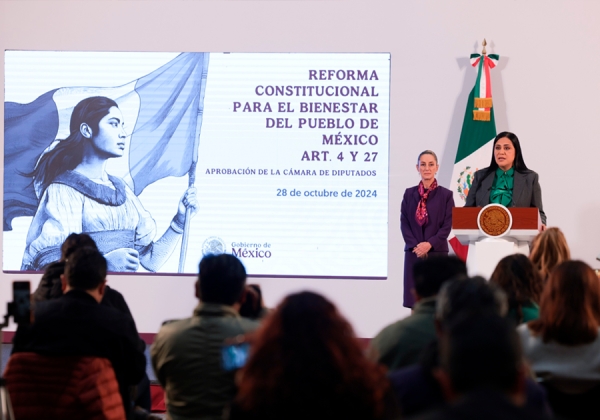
1,0 -> 599,337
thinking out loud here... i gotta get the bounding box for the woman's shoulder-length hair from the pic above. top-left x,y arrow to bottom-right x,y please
234,291 -> 390,418
528,260 -> 600,345
529,227 -> 571,280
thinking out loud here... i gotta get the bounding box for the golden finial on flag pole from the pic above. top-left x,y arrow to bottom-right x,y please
481,39 -> 487,55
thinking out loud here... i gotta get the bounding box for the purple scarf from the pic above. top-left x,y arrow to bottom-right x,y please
415,179 -> 438,226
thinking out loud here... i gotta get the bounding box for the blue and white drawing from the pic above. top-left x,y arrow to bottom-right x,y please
4,52 -> 210,273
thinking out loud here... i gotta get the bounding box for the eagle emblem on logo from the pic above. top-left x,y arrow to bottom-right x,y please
456,166 -> 476,202
202,237 -> 227,256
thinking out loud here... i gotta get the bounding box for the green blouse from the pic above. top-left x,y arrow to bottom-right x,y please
490,167 -> 514,206
507,301 -> 540,325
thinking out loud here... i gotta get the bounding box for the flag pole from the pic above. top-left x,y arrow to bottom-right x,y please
177,159 -> 197,273
177,53 -> 209,273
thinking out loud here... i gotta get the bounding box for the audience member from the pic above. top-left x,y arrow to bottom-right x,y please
33,232 -> 97,302
490,253 -> 544,324
228,291 -> 400,420
411,315 -> 550,420
518,260 -> 600,418
32,232 -> 132,314
28,232 -> 152,418
151,253 -> 261,420
529,227 -> 570,281
238,284 -> 268,319
389,277 -> 550,418
368,256 -> 467,369
13,247 -> 147,419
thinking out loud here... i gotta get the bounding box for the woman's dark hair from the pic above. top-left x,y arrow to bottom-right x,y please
482,131 -> 530,180
490,254 -> 544,324
31,96 -> 118,197
529,260 -> 600,345
235,291 -> 391,419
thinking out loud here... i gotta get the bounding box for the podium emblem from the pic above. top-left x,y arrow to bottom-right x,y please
477,204 -> 512,237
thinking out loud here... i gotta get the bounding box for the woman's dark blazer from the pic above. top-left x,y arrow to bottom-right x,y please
400,185 -> 454,252
465,167 -> 546,225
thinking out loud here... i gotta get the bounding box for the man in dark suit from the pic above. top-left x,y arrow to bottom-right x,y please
13,247 -> 146,419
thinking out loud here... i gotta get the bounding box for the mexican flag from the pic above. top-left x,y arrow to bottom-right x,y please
449,52 -> 499,261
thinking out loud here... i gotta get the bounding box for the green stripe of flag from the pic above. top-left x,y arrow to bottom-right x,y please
454,87 -> 497,163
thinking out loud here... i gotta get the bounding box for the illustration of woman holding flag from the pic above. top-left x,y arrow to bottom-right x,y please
21,96 -> 199,272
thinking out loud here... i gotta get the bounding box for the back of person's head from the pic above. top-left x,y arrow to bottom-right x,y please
197,253 -> 246,305
529,227 -> 570,280
490,253 -> 543,309
440,314 -> 523,396
236,291 -> 390,419
60,233 -> 98,261
436,276 -> 508,328
64,247 -> 107,291
413,256 -> 467,299
529,260 -> 600,345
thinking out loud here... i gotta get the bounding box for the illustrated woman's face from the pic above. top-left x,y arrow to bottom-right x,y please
494,137 -> 516,171
416,154 -> 438,183
91,106 -> 127,158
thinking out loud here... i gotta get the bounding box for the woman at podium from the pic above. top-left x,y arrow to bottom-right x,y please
400,150 -> 454,308
465,132 -> 546,226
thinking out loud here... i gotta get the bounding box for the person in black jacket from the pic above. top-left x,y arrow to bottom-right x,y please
32,232 -> 132,314
28,233 -> 153,418
14,247 -> 146,419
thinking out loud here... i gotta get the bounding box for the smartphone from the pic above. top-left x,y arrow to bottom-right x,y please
221,342 -> 250,371
12,281 -> 31,325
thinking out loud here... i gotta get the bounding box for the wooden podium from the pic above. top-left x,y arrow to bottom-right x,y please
452,206 -> 542,278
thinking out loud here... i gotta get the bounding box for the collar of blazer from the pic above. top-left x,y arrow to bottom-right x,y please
512,171 -> 527,206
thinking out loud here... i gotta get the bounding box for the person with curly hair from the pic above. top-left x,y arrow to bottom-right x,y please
490,253 -> 544,324
228,291 -> 400,420
529,227 -> 570,281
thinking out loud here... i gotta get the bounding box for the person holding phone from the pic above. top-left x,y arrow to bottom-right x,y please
400,150 -> 454,308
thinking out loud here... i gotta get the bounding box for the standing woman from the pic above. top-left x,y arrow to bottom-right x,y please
465,132 -> 546,226
400,150 -> 454,308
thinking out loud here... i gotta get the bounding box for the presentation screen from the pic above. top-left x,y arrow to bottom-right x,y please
4,51 -> 390,278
